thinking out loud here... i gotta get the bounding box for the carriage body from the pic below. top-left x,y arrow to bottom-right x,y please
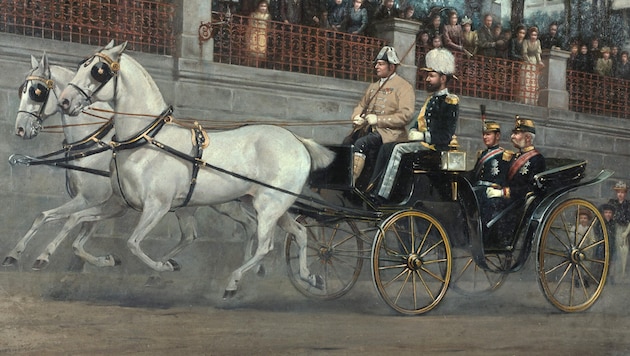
288,143 -> 613,315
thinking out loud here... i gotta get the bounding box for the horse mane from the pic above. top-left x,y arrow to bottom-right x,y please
119,53 -> 167,108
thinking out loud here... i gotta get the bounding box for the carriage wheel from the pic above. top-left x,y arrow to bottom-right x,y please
285,216 -> 365,300
450,248 -> 509,296
371,210 -> 452,315
537,198 -> 609,312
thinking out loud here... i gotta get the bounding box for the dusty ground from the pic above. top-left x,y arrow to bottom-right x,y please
1,264 -> 630,355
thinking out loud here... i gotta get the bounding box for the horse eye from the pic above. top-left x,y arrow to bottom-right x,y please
28,83 -> 48,103
91,62 -> 112,83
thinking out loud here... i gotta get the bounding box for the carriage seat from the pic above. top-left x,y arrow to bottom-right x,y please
533,159 -> 587,193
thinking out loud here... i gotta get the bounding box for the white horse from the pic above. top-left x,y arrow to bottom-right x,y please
8,53 -> 258,275
58,41 -> 335,297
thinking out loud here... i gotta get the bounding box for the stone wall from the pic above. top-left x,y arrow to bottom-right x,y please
0,33 -> 629,276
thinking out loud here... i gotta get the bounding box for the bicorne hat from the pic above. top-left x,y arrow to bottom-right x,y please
374,46 -> 401,65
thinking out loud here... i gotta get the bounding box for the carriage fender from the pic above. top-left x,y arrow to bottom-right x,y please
529,169 -> 615,243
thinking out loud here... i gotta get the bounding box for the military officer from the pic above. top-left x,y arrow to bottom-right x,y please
350,46 -> 416,186
486,117 -> 546,202
473,120 -> 512,226
368,47 -> 459,203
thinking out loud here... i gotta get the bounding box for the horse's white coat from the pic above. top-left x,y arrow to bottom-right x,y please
59,41 -> 335,294
9,53 -> 258,273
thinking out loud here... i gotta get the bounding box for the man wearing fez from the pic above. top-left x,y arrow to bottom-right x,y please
368,47 -> 458,203
350,46 -> 415,187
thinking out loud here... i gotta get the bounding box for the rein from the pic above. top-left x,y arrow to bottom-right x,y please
104,106 -> 367,214
9,119 -> 115,178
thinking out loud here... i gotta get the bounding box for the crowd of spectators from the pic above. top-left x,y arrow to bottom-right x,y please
568,37 -> 630,80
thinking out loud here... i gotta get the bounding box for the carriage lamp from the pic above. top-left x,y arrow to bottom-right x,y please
440,135 -> 466,201
440,135 -> 466,172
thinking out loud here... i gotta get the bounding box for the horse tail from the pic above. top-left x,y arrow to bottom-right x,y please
296,137 -> 335,171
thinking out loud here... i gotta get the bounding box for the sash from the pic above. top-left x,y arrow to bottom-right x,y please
507,149 -> 540,181
474,147 -> 504,177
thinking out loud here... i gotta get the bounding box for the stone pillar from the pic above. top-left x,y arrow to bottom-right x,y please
373,18 -> 420,87
174,0 -> 213,61
538,48 -> 570,110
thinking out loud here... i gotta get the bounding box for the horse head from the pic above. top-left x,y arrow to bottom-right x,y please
15,53 -> 60,139
59,40 -> 127,116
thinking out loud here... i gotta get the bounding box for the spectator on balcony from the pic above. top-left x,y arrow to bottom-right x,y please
614,51 -> 630,80
326,0 -> 348,31
246,0 -> 272,66
589,37 -> 602,62
431,34 -> 443,49
540,22 -> 563,50
495,26 -> 510,59
478,14 -> 499,57
611,45 -> 621,71
518,26 -> 544,105
400,5 -> 416,21
350,46 -> 415,187
346,0 -> 368,35
574,44 -> 594,73
374,0 -> 399,21
461,16 -> 477,57
279,0 -> 304,24
567,42 -> 579,71
596,47 -> 613,77
426,12 -> 443,44
508,25 -> 526,62
443,10 -> 463,54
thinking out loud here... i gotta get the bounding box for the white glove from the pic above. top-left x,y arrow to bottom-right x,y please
486,187 -> 503,198
366,114 -> 378,126
352,115 -> 365,126
408,129 -> 424,141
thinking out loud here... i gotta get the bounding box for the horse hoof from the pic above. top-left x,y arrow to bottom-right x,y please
314,275 -> 324,290
167,259 -> 181,271
32,259 -> 49,271
2,256 -> 17,267
257,265 -> 266,277
223,290 -> 237,299
111,255 -> 122,266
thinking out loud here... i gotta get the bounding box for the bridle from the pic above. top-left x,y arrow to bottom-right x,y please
67,51 -> 120,105
17,73 -> 55,133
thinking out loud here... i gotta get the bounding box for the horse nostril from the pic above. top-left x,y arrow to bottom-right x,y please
60,98 -> 70,110
16,127 -> 25,137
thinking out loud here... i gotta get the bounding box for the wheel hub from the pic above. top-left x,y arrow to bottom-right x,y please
570,247 -> 585,264
318,245 -> 333,264
406,253 -> 422,270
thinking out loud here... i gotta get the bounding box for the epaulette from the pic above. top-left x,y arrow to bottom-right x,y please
445,93 -> 459,105
476,149 -> 483,159
503,150 -> 514,161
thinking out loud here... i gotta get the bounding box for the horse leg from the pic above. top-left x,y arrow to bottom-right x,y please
160,207 -> 198,263
213,202 -> 264,276
33,199 -> 127,270
126,202 -> 178,272
2,198 -> 89,266
223,199 -> 284,298
277,212 -> 323,289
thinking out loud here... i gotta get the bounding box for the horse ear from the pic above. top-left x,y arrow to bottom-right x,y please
41,52 -> 50,77
105,39 -> 115,49
30,55 -> 38,69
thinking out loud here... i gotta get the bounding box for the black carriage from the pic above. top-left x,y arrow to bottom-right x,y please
285,142 -> 613,315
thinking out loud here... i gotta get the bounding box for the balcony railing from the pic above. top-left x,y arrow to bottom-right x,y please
567,70 -> 630,118
0,0 -> 175,55
208,13 -> 385,82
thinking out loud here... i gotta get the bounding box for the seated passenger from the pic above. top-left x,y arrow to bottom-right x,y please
486,117 -> 546,202
367,48 -> 458,203
350,46 -> 415,187
473,120 -> 512,226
